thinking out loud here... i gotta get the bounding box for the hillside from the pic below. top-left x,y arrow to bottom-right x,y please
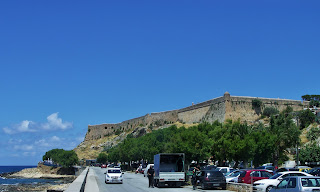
74,122 -> 196,160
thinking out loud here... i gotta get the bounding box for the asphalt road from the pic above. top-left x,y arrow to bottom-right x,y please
90,167 -> 232,192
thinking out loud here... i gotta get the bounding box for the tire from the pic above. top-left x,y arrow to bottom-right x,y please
266,186 -> 273,192
201,183 -> 206,190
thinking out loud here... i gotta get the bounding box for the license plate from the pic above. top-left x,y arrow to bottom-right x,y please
212,184 -> 220,186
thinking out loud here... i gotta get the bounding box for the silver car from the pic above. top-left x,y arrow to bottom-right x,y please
270,176 -> 320,192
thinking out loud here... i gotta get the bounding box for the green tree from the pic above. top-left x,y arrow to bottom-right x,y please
43,149 -> 78,167
97,152 -> 108,164
307,127 -> 320,142
299,143 -> 320,165
269,107 -> 301,167
262,107 -> 279,117
298,109 -> 316,129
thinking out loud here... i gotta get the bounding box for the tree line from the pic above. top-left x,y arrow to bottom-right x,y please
105,107 -> 305,168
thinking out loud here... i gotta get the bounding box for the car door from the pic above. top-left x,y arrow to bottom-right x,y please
285,178 -> 298,192
250,171 -> 261,183
274,178 -> 290,192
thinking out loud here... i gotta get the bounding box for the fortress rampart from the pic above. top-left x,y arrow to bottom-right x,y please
85,92 -> 309,140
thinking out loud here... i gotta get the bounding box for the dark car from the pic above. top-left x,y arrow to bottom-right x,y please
274,167 -> 299,173
257,166 -> 275,173
308,167 -> 320,176
199,170 -> 226,190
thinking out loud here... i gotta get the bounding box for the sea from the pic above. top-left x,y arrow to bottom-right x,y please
0,166 -> 61,185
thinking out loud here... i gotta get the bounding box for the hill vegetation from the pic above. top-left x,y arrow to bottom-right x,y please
105,106 -> 314,168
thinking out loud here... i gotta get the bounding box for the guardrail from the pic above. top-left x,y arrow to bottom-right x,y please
65,167 -> 89,192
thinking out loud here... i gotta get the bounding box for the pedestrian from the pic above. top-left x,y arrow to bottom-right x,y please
147,165 -> 155,188
192,165 -> 200,190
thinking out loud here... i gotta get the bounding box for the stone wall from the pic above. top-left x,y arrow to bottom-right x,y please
85,92 -> 309,141
225,96 -> 309,123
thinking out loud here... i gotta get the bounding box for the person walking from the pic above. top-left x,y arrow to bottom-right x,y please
192,165 -> 200,190
147,165 -> 155,188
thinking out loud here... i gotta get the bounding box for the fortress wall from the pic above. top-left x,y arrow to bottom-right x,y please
85,110 -> 179,140
85,114 -> 148,140
178,106 -> 211,124
178,96 -> 225,124
147,110 -> 179,126
84,93 -> 310,141
202,97 -> 226,123
225,96 -> 307,123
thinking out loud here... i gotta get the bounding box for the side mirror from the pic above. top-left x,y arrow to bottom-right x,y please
122,173 -> 124,174
104,172 -> 106,174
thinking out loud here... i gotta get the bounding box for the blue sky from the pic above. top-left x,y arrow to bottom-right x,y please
0,0 -> 319,165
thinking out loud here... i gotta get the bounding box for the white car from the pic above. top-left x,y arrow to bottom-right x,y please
105,168 -> 124,184
225,170 -> 243,183
253,171 -> 313,192
216,167 -> 234,176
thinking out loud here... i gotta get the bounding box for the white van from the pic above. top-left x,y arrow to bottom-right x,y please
144,164 -> 154,177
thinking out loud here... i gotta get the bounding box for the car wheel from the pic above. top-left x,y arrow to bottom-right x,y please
266,186 -> 273,192
201,183 -> 206,190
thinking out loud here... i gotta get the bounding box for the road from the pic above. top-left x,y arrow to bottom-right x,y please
89,167 -> 232,192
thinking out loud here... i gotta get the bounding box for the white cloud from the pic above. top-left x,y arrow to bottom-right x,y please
2,113 -> 73,134
51,136 -> 60,141
14,144 -> 34,151
41,113 -> 72,130
23,152 -> 36,156
3,127 -> 14,134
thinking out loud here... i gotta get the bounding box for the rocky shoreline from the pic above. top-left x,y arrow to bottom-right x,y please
0,167 -> 76,192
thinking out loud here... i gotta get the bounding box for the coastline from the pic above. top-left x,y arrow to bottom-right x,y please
0,165 -> 76,192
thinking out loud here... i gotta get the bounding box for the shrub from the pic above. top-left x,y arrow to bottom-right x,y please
252,99 -> 262,109
263,107 -> 279,117
298,109 -> 316,129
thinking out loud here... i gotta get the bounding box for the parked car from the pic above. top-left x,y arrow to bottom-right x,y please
216,167 -> 234,176
104,168 -> 124,184
238,169 -> 273,184
225,170 -> 243,183
202,165 -> 217,170
308,167 -> 320,176
198,170 -> 226,190
253,171 -> 313,192
256,166 -> 276,173
144,164 -> 154,177
274,167 -> 299,173
226,170 -> 245,183
101,164 -> 107,168
295,166 -> 312,173
270,176 -> 320,192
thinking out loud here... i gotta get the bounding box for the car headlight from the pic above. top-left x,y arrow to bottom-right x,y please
120,174 -> 122,177
106,174 -> 110,178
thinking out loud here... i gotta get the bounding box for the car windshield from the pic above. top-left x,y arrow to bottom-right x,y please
108,169 -> 121,173
228,171 -> 244,177
269,173 -> 282,179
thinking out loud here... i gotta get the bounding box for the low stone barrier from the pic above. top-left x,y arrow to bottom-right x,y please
227,183 -> 252,192
65,167 -> 89,192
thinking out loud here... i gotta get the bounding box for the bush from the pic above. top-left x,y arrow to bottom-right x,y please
298,109 -> 316,129
252,99 -> 262,109
43,149 -> 79,167
307,127 -> 320,141
263,107 -> 279,117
